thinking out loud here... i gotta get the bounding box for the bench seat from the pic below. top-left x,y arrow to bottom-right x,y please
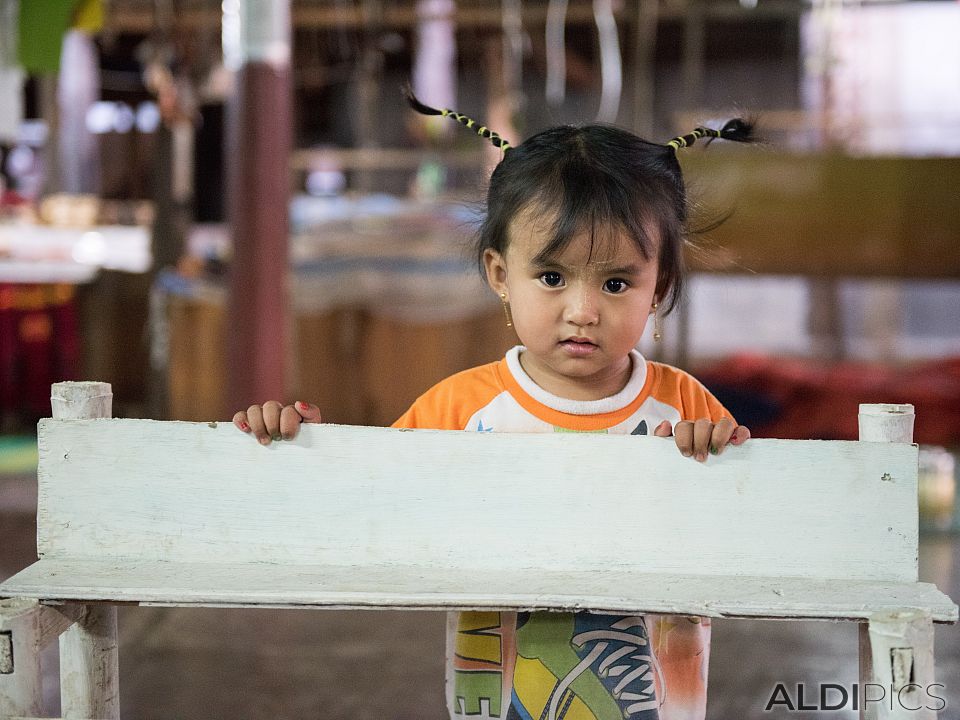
3,559 -> 956,621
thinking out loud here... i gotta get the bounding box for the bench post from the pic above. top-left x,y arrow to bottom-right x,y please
52,381 -> 121,720
857,403 -> 936,720
0,379 -> 115,718
0,598 -> 43,717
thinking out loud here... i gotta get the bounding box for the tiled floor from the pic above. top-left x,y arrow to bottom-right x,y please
2,472 -> 958,720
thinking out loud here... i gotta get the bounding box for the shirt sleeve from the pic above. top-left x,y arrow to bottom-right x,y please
391,361 -> 505,431
680,375 -> 734,423
390,374 -> 463,430
391,401 -> 426,429
649,361 -> 736,424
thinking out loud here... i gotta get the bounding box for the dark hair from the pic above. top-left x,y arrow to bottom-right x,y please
480,124 -> 694,314
405,89 -> 755,315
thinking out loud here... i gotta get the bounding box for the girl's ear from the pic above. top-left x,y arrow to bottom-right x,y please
483,248 -> 508,296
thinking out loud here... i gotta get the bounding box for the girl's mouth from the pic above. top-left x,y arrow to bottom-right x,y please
559,338 -> 599,356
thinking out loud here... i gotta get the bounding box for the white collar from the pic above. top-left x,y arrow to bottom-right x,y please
504,345 -> 648,416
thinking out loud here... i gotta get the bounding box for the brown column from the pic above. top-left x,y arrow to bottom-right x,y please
224,0 -> 292,412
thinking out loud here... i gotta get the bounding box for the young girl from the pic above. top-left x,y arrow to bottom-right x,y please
234,95 -> 754,720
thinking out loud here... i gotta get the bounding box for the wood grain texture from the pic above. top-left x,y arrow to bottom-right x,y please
863,610 -> 937,719
32,604 -> 82,651
4,419 -> 954,623
0,598 -> 42,717
859,404 -> 915,443
59,606 -> 118,720
859,622 -> 873,720
33,420 -> 919,582
1,559 -> 956,622
49,382 -> 111,421
49,381 -> 119,720
0,599 -> 80,659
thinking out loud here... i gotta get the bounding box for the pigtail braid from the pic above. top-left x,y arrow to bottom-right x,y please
666,118 -> 757,151
404,86 -> 512,152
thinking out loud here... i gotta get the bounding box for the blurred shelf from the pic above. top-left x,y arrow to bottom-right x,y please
0,224 -> 151,283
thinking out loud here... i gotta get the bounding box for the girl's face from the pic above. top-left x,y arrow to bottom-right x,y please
484,207 -> 659,401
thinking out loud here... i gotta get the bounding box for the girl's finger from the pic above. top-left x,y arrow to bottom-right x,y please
673,421 -> 694,457
653,420 -> 672,437
232,410 -> 251,433
280,405 -> 303,440
709,417 -> 737,455
729,425 -> 751,446
692,419 -> 714,462
294,401 -> 323,424
262,400 -> 283,441
246,404 -> 270,445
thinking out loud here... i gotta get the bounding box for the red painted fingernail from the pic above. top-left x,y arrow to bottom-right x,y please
297,401 -> 309,411
240,422 -> 249,431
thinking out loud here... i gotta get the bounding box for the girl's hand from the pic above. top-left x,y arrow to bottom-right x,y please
232,401 -> 322,445
654,417 -> 749,462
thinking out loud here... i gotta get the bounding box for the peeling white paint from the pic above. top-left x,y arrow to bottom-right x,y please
0,419 -> 954,623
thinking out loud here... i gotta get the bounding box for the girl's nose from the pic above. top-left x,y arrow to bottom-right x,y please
564,286 -> 600,326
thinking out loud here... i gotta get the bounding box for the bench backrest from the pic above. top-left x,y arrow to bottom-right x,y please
36,418 -> 919,584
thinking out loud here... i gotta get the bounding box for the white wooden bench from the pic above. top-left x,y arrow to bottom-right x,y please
0,381 -> 956,720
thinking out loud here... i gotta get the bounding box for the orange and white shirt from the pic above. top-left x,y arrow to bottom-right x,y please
392,346 -> 733,720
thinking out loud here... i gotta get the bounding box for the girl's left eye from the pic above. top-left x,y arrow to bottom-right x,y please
604,278 -> 629,293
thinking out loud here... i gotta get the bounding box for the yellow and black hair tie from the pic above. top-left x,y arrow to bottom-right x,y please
666,119 -> 757,151
440,109 -> 512,151
405,86 -> 512,152
666,126 -> 724,151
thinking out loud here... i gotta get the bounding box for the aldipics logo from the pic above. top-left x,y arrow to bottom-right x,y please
764,683 -> 946,713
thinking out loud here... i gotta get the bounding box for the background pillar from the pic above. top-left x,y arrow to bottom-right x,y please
223,0 -> 292,412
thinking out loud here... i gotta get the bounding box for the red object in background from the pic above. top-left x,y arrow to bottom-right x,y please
697,353 -> 960,446
0,283 -> 81,427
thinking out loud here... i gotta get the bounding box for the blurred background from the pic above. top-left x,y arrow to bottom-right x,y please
1,0 -> 959,718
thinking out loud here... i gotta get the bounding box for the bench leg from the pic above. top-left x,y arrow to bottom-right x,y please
859,610 -> 938,720
59,604 -> 119,720
0,598 -> 43,717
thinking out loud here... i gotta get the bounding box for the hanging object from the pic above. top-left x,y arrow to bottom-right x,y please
413,0 -> 457,136
73,0 -> 105,33
0,0 -> 18,67
0,0 -> 23,144
547,0 -> 624,120
594,0 -> 622,123
57,30 -> 99,194
501,0 -> 524,117
631,0 -> 659,136
545,0 -> 568,106
17,0 -> 79,75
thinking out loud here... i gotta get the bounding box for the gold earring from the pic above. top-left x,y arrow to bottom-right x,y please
500,292 -> 513,328
652,302 -> 662,342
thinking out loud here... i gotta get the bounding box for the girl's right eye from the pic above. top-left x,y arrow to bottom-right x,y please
540,271 -> 564,288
